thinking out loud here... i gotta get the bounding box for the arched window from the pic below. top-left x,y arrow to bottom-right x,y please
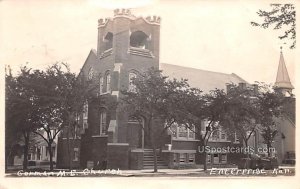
128,116 -> 142,124
88,67 -> 94,81
99,110 -> 107,135
99,76 -> 104,94
130,31 -> 149,49
104,32 -> 113,50
105,72 -> 111,92
128,72 -> 137,92
170,122 -> 195,140
82,101 -> 88,130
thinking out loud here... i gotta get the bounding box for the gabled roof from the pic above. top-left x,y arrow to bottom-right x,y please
160,63 -> 248,93
78,49 -> 97,76
275,51 -> 294,89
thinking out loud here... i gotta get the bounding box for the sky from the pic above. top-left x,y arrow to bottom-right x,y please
0,0 -> 297,85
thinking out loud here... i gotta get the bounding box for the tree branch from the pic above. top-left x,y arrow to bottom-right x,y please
34,131 -> 49,143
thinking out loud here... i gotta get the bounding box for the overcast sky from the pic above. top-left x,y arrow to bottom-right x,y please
0,0 -> 296,85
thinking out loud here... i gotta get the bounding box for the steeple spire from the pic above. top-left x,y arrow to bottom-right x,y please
275,47 -> 294,94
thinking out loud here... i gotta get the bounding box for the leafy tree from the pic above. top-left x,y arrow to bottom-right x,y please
5,68 -> 23,170
256,83 -> 284,157
173,88 -> 228,171
200,89 -> 228,170
5,65 -> 40,171
121,68 -> 190,172
53,65 -> 95,170
5,63 -> 113,171
30,63 -> 96,171
26,64 -> 65,171
251,4 -> 296,49
221,84 -> 260,157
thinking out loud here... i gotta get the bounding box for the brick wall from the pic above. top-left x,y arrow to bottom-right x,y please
107,144 -> 129,170
79,130 -> 108,169
56,137 -> 81,169
127,122 -> 142,148
172,140 -> 199,150
129,150 -> 143,169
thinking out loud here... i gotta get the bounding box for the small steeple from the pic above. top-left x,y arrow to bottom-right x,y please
275,47 -> 294,94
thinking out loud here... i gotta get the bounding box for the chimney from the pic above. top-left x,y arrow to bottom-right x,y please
252,84 -> 258,94
226,84 -> 233,94
238,82 -> 247,90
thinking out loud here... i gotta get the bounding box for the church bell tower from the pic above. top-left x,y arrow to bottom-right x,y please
95,9 -> 161,144
274,47 -> 294,96
96,9 -> 161,92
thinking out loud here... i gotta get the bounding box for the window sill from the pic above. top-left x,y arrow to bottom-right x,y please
208,140 -> 231,143
177,162 -> 196,164
128,47 -> 154,58
212,162 -> 227,165
61,137 -> 81,140
92,135 -> 108,138
162,150 -> 196,153
99,91 -> 111,95
99,48 -> 113,59
103,48 -> 113,53
172,138 -> 199,142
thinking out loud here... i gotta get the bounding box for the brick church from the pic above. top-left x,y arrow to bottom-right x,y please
56,9 -> 295,170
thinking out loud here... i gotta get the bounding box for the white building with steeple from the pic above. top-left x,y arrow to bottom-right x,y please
273,48 -> 295,164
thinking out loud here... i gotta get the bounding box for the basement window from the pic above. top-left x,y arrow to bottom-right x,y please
188,153 -> 195,163
207,154 -> 211,164
179,153 -> 186,164
220,154 -> 227,164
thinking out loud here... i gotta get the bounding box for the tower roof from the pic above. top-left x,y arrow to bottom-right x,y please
275,49 -> 294,89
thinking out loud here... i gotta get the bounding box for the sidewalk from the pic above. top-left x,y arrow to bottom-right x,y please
119,165 -> 295,177
120,168 -> 204,177
6,165 -> 295,177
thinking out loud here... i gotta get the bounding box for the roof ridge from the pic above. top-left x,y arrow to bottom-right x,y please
231,73 -> 248,84
161,63 -> 240,77
78,49 -> 98,76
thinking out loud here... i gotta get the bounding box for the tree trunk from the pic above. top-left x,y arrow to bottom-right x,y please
23,132 -> 29,171
203,150 -> 207,171
151,132 -> 158,173
48,142 -> 54,171
267,141 -> 273,168
201,132 -> 208,171
6,145 -> 14,171
67,122 -> 73,170
148,117 -> 157,172
244,139 -> 250,158
203,139 -> 207,171
153,146 -> 158,173
267,141 -> 271,157
243,139 -> 251,168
